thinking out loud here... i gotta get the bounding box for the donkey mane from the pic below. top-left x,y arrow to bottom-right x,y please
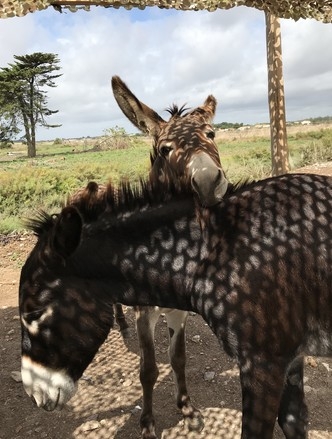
25,211 -> 57,238
77,178 -> 192,218
26,178 -> 192,238
75,178 -> 253,217
26,177 -> 253,239
165,103 -> 190,118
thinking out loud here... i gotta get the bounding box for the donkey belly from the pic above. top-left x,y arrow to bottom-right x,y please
303,327 -> 332,357
191,265 -> 332,362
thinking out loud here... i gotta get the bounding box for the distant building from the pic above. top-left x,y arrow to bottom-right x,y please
254,124 -> 270,129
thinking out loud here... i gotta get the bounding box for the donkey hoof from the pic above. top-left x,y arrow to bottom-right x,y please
186,411 -> 205,432
120,327 -> 132,339
141,426 -> 157,439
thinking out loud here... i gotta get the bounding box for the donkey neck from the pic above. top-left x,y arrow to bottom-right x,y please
70,196 -> 210,311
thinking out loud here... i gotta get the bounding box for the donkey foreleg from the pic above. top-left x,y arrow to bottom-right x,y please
239,355 -> 286,439
278,357 -> 308,439
114,303 -> 130,338
135,307 -> 160,439
165,310 -> 204,432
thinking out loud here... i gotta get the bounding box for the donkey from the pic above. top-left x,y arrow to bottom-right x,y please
69,76 -> 228,437
111,76 -> 227,207
19,173 -> 332,439
109,75 -> 228,436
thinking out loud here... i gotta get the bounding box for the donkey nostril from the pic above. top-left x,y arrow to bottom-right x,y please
214,169 -> 222,185
191,176 -> 200,195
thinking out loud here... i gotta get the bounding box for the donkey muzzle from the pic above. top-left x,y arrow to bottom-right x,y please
189,152 -> 229,206
21,356 -> 77,411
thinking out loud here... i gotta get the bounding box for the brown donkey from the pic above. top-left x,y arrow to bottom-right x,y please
70,76 -> 229,438
112,76 -> 228,437
111,76 -> 227,207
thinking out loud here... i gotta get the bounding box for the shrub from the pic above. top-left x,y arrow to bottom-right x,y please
299,136 -> 332,166
53,138 -> 63,145
94,126 -> 132,150
0,140 -> 13,149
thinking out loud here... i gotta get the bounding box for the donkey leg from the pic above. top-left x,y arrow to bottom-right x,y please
277,357 -> 308,439
239,355 -> 286,439
113,303 -> 130,338
165,310 -> 204,432
135,307 -> 161,439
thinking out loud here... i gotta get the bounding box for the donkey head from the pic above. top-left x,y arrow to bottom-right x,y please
111,76 -> 228,206
19,208 -> 114,411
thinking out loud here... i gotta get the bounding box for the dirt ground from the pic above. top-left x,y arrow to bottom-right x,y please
1,164 -> 332,439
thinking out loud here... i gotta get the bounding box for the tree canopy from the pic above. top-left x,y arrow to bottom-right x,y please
0,52 -> 62,157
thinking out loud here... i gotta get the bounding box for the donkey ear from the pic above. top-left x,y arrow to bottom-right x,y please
53,206 -> 82,258
111,76 -> 165,138
202,95 -> 217,120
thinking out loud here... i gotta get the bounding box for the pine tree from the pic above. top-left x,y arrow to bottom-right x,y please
0,52 -> 62,157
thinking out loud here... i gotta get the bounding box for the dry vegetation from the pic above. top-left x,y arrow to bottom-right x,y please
0,122 -> 332,233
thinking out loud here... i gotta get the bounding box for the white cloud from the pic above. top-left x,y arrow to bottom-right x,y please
0,6 -> 331,139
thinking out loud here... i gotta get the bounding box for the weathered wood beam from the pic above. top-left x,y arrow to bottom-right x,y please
265,11 -> 290,176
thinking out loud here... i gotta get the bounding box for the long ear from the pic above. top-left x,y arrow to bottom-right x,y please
111,76 -> 165,138
193,95 -> 217,123
52,206 -> 82,258
204,95 -> 217,119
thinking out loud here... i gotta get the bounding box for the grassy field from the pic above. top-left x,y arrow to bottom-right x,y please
216,123 -> 332,180
1,124 -> 332,233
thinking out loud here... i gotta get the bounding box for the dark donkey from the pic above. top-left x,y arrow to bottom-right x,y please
109,75 -> 228,436
20,173 -> 332,438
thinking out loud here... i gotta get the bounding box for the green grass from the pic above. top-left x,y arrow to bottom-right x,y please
218,138 -> 272,181
0,139 -> 151,233
218,127 -> 332,181
1,127 -> 332,233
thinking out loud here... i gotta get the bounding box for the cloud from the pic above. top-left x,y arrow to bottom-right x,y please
0,6 -> 331,139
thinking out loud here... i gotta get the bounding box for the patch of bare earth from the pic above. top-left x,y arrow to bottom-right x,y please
1,164 -> 332,439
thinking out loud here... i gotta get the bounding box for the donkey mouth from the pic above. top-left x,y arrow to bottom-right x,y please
198,179 -> 229,207
21,356 -> 77,411
29,385 -> 70,411
33,388 -> 62,411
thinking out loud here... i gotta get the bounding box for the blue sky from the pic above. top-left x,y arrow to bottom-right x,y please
0,5 -> 331,139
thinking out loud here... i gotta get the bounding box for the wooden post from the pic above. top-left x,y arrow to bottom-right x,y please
265,11 -> 289,176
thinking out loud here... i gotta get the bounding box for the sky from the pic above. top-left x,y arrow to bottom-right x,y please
0,5 -> 332,140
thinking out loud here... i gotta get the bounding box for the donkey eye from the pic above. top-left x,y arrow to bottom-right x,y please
160,146 -> 173,157
206,130 -> 215,140
23,309 -> 44,324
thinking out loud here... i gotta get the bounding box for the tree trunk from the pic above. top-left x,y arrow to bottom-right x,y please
20,106 -> 35,158
265,11 -> 289,176
27,135 -> 36,158
29,116 -> 36,158
27,79 -> 36,158
24,119 -> 35,158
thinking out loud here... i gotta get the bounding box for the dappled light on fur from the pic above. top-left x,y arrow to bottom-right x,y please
20,171 -> 332,438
